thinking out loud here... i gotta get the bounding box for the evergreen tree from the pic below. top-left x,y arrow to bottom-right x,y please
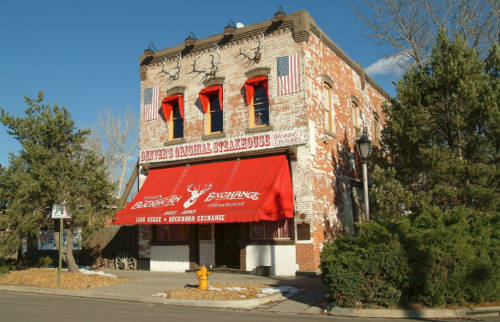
0,92 -> 115,272
371,29 -> 500,217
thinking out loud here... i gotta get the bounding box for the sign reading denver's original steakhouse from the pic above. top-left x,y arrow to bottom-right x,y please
140,127 -> 306,164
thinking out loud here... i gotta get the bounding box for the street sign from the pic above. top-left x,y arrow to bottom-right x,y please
51,204 -> 71,219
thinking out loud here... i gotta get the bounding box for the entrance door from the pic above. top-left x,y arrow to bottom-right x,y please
199,224 -> 215,267
214,223 -> 240,268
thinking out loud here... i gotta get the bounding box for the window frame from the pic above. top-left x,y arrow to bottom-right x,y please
170,100 -> 184,140
373,113 -> 380,147
351,97 -> 360,139
199,85 -> 224,135
250,218 -> 294,240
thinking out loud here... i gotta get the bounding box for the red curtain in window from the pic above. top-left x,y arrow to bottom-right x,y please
244,76 -> 268,106
161,94 -> 184,121
199,85 -> 223,113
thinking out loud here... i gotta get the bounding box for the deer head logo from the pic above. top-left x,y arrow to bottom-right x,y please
183,183 -> 213,208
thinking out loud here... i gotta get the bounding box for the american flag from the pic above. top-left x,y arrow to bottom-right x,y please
277,53 -> 300,96
144,85 -> 160,121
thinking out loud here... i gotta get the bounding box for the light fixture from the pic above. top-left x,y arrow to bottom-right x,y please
356,130 -> 372,220
184,31 -> 197,46
356,131 -> 372,162
273,5 -> 286,21
224,20 -> 237,34
143,43 -> 156,56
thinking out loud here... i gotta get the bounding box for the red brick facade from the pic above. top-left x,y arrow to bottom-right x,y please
136,10 -> 388,274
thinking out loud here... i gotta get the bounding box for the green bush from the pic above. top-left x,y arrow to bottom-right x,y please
321,221 -> 411,308
36,256 -> 54,268
320,207 -> 500,308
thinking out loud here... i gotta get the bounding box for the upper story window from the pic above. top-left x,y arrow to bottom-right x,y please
199,85 -> 223,134
351,96 -> 360,139
161,94 -> 184,140
245,76 -> 269,128
373,113 -> 380,147
323,83 -> 335,134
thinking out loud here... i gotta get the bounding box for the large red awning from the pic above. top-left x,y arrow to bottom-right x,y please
114,155 -> 294,225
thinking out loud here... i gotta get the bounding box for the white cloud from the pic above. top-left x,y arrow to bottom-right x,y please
365,55 -> 406,77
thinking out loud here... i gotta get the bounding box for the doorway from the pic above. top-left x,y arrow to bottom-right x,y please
214,223 -> 240,268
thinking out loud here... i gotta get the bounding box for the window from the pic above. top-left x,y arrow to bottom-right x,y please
172,102 -> 184,139
323,84 -> 334,133
351,98 -> 360,138
251,219 -> 294,239
199,85 -> 223,134
161,94 -> 184,140
208,94 -> 223,133
245,76 -> 269,128
373,113 -> 380,147
157,224 -> 190,241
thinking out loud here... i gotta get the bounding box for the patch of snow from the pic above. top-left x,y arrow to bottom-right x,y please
151,292 -> 168,298
258,285 -> 300,298
240,295 -> 246,298
224,287 -> 247,291
80,268 -> 117,278
208,286 -> 222,291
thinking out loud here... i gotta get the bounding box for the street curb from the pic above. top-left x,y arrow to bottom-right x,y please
0,285 -> 283,308
327,306 -> 500,319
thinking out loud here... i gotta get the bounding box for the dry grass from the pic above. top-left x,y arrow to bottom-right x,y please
165,283 -> 274,301
0,268 -> 133,290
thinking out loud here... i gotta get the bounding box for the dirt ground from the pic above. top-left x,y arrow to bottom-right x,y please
0,268 -> 132,290
0,268 -> 277,300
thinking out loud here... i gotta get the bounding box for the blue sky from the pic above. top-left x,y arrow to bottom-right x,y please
0,0 -> 399,167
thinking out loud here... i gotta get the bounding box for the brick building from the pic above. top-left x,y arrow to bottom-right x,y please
115,9 -> 388,276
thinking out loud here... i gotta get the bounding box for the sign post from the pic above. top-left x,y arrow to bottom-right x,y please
51,204 -> 71,283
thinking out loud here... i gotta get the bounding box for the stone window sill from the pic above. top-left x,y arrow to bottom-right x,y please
245,125 -> 273,133
164,138 -> 186,146
202,132 -> 226,140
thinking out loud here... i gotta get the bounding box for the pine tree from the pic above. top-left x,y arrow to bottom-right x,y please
371,29 -> 500,217
0,92 -> 115,272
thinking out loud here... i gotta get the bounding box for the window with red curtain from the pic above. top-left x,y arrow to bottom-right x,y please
199,86 -> 223,133
161,94 -> 184,139
244,76 -> 269,127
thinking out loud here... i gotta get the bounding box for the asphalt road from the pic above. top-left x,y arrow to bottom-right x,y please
2,291 -> 499,322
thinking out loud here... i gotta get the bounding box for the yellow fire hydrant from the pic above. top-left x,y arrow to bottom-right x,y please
196,265 -> 210,290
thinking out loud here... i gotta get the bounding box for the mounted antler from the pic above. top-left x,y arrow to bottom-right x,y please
158,53 -> 182,85
235,33 -> 264,68
186,47 -> 220,84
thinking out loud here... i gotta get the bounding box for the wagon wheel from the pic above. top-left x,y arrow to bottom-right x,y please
96,250 -> 115,269
114,250 -> 137,270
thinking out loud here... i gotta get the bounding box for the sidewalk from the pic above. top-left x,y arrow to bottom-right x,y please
0,269 -> 499,319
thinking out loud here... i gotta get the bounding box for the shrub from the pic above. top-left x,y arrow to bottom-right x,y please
36,256 -> 54,268
320,220 -> 411,308
320,207 -> 500,308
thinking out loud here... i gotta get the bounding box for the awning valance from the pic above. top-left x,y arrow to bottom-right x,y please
244,76 -> 268,106
199,85 -> 223,113
161,94 -> 184,121
114,155 -> 294,225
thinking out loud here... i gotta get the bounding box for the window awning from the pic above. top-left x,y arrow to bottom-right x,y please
114,155 -> 294,225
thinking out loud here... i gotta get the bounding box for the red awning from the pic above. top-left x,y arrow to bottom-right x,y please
114,155 -> 294,225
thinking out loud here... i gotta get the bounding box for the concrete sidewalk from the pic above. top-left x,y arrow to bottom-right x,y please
0,269 -> 499,319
